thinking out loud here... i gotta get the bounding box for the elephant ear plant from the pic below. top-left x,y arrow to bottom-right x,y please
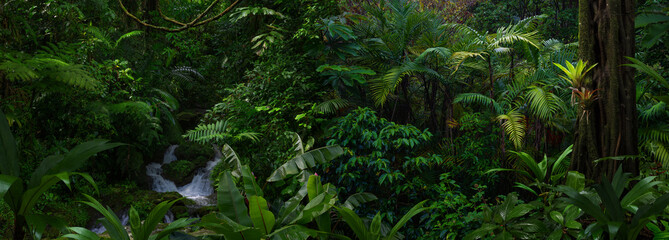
0,110 -> 121,239
199,165 -> 350,240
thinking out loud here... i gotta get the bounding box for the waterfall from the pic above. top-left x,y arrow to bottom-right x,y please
147,145 -> 221,205
90,145 -> 220,234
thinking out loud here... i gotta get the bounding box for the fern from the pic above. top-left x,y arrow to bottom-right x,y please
369,61 -> 442,106
639,101 -> 667,122
184,120 -> 229,145
524,85 -> 565,121
1,52 -> 99,90
0,57 -> 38,82
497,109 -> 527,150
184,120 -> 260,145
454,93 -> 502,113
315,98 -> 352,115
114,30 -> 144,48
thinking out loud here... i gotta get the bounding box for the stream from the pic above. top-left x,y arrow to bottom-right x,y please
90,145 -> 219,234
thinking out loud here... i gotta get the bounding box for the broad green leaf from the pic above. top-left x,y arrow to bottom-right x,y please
0,110 -> 19,177
248,196 -> 275,235
62,227 -> 102,240
386,200 -> 430,240
0,174 -> 19,200
150,218 -> 197,240
241,165 -> 262,197
342,192 -> 378,210
335,206 -> 370,239
217,171 -> 253,227
80,194 -> 129,240
277,181 -> 308,226
550,211 -> 564,224
267,145 -> 343,182
565,171 -> 585,192
26,213 -> 67,240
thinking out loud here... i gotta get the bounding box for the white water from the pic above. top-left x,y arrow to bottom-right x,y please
147,145 -> 220,205
90,145 -> 219,234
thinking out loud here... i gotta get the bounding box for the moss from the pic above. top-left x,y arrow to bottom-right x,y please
0,199 -> 14,239
174,142 -> 215,168
163,160 -> 197,185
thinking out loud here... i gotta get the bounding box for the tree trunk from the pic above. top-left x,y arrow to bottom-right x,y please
572,0 -> 638,180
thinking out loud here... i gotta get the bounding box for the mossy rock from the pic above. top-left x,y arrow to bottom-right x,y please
174,142 -> 214,168
191,205 -> 217,218
163,160 -> 196,185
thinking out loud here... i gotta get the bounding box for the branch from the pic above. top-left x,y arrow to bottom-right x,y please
157,1 -> 186,26
118,0 -> 242,32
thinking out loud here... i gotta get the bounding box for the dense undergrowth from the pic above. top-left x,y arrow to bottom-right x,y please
1,0 -> 669,239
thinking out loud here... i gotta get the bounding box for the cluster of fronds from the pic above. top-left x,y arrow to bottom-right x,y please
108,101 -> 162,146
0,48 -> 99,91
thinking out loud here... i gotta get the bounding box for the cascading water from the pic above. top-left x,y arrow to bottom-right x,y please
147,145 -> 221,205
90,145 -> 219,234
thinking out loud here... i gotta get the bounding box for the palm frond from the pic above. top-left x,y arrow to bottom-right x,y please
454,93 -> 502,113
525,85 -> 565,121
415,47 -> 452,64
369,61 -> 442,106
315,98 -> 352,115
497,110 -> 527,149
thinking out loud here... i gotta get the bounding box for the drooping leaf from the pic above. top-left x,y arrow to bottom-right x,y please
267,145 -> 343,182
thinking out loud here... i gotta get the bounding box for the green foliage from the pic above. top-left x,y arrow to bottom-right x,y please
557,168 -> 669,239
465,192 -> 544,240
201,166 -> 347,240
486,145 -> 573,195
0,109 -> 120,239
335,200 -> 431,240
63,194 -> 195,240
325,107 -> 441,234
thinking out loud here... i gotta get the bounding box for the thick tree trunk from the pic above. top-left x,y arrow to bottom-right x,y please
572,0 -> 638,180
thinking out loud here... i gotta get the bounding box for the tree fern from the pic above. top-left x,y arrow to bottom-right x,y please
0,56 -> 38,82
497,110 -> 526,150
369,61 -> 442,106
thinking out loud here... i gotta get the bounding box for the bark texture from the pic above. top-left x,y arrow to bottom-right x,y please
572,0 -> 638,180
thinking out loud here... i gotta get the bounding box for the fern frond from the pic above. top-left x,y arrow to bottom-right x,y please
369,61 -> 442,106
114,30 -> 144,48
640,125 -> 669,143
233,132 -> 261,142
0,59 -> 38,82
184,120 -> 229,145
85,26 -> 112,49
525,86 -> 565,121
497,110 -> 527,149
643,140 -> 669,169
315,98 -> 352,114
639,101 -> 667,122
169,66 -> 204,82
415,47 -> 452,64
454,93 -> 502,113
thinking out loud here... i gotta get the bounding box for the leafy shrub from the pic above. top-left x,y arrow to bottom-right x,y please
324,107 -> 442,235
